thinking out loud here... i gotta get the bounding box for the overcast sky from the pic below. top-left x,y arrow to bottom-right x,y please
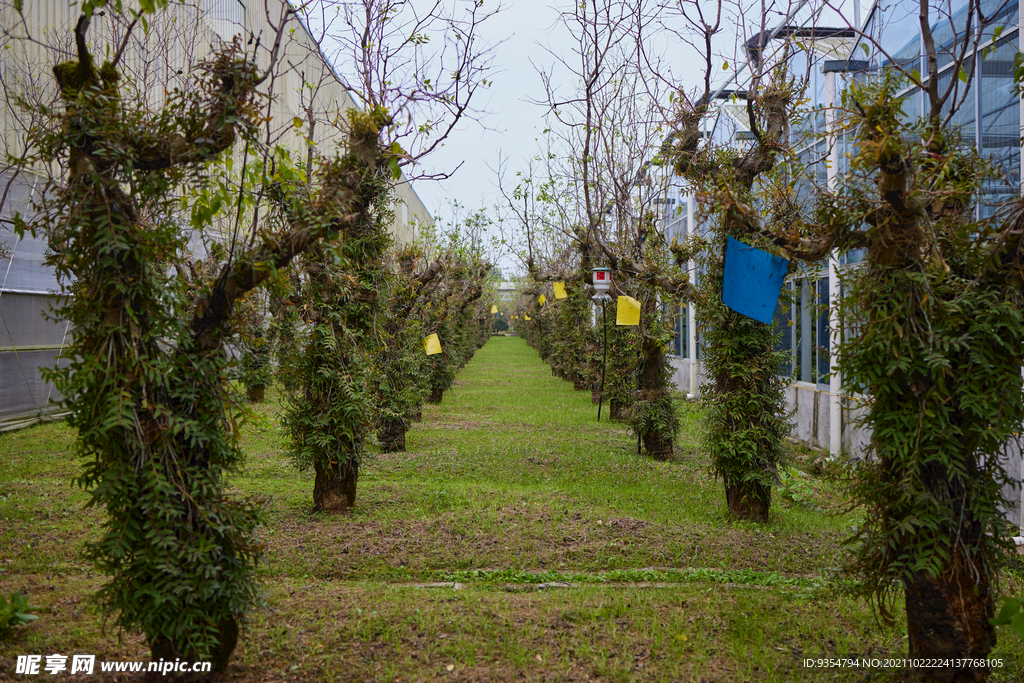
406,0 -> 571,257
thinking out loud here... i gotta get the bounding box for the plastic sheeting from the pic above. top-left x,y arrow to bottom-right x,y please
1,171 -> 69,429
1,291 -> 67,348
0,349 -> 70,428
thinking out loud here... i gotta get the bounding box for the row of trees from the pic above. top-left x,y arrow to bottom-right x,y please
505,0 -> 1024,679
1,0 -> 496,671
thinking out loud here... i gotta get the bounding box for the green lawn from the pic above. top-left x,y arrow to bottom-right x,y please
2,336 -> 1023,681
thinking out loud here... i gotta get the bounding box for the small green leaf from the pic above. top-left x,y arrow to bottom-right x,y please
992,598 -> 1022,625
1011,610 -> 1024,640
958,65 -> 968,82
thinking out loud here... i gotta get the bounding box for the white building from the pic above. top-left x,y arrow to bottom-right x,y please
0,0 -> 433,430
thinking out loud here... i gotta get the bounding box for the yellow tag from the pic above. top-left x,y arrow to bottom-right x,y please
616,296 -> 641,326
490,304 -> 498,314
423,333 -> 442,355
524,314 -> 531,321
553,282 -> 567,299
539,294 -> 546,305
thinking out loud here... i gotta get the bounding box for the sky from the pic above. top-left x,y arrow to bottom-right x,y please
403,0 -> 573,265
401,0 -> 710,275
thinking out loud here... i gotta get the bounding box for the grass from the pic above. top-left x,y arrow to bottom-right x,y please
1,335 -> 1023,681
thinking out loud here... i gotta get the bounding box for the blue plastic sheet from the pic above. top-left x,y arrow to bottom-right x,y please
722,236 -> 789,325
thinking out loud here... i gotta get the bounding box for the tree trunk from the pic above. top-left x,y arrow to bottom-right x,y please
642,428 -> 673,462
427,388 -> 444,404
610,399 -> 626,421
411,407 -> 422,423
904,570 -> 995,682
149,615 -> 237,677
572,375 -> 586,391
246,385 -> 265,403
636,335 -> 675,462
313,460 -> 358,511
591,387 -> 601,405
725,482 -> 770,524
378,419 -> 407,453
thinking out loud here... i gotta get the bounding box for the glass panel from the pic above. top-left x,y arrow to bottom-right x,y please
790,46 -> 814,147
898,88 -> 922,124
774,285 -> 794,378
793,149 -> 814,210
938,55 -> 978,145
798,280 -> 814,383
814,62 -> 827,133
931,0 -> 975,70
981,0 -> 1019,43
815,140 -> 829,190
712,110 -> 738,146
877,1 -> 922,71
676,304 -> 686,357
816,277 -> 830,384
980,33 -> 1020,217
841,248 -> 867,265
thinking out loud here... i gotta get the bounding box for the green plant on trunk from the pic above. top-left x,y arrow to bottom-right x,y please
667,67 -> 800,522
267,274 -> 302,391
281,108 -> 396,510
831,74 -> 1021,679
628,291 -> 682,460
19,15 -> 269,668
235,291 -> 273,402
376,244 -> 442,452
240,332 -> 272,402
753,24 -> 1024,675
550,277 -> 597,391
522,289 -> 554,364
421,246 -> 489,404
587,222 -> 689,460
600,296 -> 639,422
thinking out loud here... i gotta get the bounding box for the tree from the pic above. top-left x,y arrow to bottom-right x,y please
420,237 -> 491,403
280,0 -> 500,509
279,110 -> 395,510
659,0 -> 844,521
535,0 -> 689,461
376,244 -> 442,452
5,0 -> 410,666
747,0 -> 1023,676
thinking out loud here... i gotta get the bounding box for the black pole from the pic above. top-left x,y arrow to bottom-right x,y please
597,300 -> 608,421
637,346 -> 642,455
636,308 -> 643,454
